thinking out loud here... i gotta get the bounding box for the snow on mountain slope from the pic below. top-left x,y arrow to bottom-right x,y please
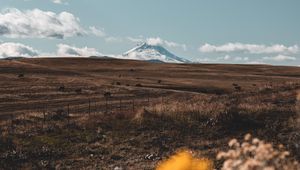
122,43 -> 190,63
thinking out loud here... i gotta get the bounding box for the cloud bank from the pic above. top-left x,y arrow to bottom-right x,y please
0,42 -> 39,58
199,43 -> 298,54
0,8 -> 84,39
263,55 -> 296,61
0,42 -> 103,58
57,44 -> 102,57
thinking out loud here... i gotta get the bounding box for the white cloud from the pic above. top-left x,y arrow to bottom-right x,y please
146,37 -> 164,46
165,40 -> 187,51
262,55 -> 296,61
0,42 -> 39,58
224,55 -> 231,60
145,37 -> 187,51
52,0 -> 68,4
89,26 -> 124,42
127,36 -> 187,51
57,44 -> 102,57
0,8 -> 84,39
246,61 -> 266,65
199,43 -> 299,54
89,26 -> 106,37
25,0 -> 68,4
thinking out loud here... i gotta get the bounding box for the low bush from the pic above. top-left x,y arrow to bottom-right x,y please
217,134 -> 300,170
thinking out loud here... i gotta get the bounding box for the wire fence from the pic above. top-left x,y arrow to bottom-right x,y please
0,90 -> 172,136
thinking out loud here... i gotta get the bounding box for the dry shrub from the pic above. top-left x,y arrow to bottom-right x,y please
238,102 -> 276,114
217,134 -> 300,170
295,91 -> 300,128
136,92 -> 271,129
237,92 -> 294,116
148,94 -> 228,123
132,108 -> 148,123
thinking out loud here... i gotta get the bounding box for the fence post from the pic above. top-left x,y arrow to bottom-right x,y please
161,96 -> 164,112
42,107 -> 46,130
105,97 -> 108,114
120,98 -> 122,113
88,99 -> 91,116
78,104 -> 80,115
94,101 -> 97,115
147,91 -> 150,106
143,97 -> 146,110
10,114 -> 14,134
43,108 -> 46,127
67,104 -> 70,117
67,104 -> 70,125
110,97 -> 113,114
132,98 -> 135,113
21,113 -> 25,130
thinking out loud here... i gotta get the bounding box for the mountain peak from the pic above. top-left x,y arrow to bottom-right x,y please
122,43 -> 190,63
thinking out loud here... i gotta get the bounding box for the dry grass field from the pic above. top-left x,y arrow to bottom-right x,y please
1,57 -> 300,169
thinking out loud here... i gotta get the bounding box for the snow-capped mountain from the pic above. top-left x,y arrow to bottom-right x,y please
122,43 -> 190,63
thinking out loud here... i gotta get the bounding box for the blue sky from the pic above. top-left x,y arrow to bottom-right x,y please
0,0 -> 300,65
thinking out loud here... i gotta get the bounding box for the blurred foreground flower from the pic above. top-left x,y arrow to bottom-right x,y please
156,150 -> 213,170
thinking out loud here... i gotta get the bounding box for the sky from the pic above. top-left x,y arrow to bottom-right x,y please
0,0 -> 300,65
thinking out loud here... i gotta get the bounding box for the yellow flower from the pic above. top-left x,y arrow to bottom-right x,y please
156,150 -> 213,170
